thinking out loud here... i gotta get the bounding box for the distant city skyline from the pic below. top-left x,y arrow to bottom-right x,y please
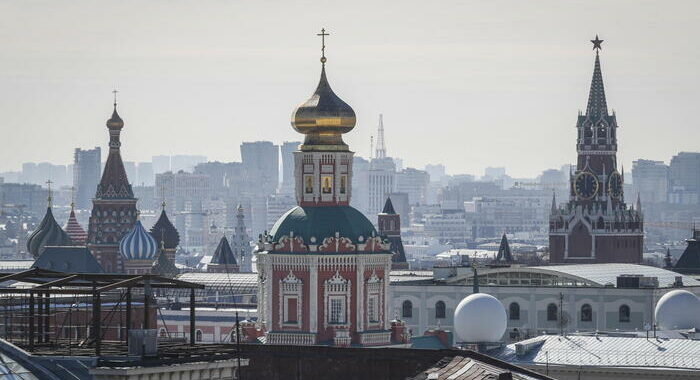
0,1 -> 699,177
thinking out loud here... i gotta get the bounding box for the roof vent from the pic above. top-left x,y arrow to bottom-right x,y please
674,276 -> 684,287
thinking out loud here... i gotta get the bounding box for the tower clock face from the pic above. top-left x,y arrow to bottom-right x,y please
574,171 -> 599,200
608,171 -> 623,199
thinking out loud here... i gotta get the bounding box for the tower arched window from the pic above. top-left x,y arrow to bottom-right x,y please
619,304 -> 630,323
435,301 -> 446,319
547,303 -> 558,321
581,304 -> 592,322
402,300 -> 413,318
509,302 -> 520,320
195,329 -> 203,342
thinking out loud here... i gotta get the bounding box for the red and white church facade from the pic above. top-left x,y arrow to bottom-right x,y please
255,33 -> 393,347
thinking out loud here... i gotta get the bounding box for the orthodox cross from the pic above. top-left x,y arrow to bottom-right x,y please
70,186 -> 76,209
317,28 -> 329,63
112,89 -> 119,107
591,35 -> 603,52
46,180 -> 53,207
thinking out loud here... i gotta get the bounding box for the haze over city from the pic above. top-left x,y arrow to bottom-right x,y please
1,0 -> 698,177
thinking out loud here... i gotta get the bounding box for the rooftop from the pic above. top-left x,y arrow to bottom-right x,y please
492,334 -> 700,371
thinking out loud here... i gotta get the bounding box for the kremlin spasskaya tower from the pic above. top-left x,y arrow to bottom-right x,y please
549,36 -> 644,264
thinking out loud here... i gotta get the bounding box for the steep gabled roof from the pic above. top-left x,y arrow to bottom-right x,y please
33,246 -> 103,273
382,197 -> 396,214
211,236 -> 237,266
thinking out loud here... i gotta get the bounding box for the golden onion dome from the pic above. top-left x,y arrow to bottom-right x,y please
106,106 -> 124,130
291,65 -> 356,151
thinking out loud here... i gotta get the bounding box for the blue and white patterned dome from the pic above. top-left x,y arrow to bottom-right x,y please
119,220 -> 158,260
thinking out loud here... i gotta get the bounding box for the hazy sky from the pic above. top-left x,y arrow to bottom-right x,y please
0,0 -> 698,177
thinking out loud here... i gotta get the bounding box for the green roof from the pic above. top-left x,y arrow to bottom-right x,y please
269,206 -> 378,245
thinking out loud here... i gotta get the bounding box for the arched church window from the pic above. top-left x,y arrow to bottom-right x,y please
435,301 -> 446,319
402,300 -> 413,318
581,304 -> 592,322
509,302 -> 520,320
597,217 -> 604,230
340,176 -> 346,194
195,330 -> 203,342
547,303 -> 558,321
619,305 -> 630,323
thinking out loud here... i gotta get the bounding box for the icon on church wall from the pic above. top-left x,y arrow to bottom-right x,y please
322,176 -> 333,194
305,176 -> 313,194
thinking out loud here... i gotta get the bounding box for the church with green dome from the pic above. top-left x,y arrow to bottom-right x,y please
256,29 -> 393,347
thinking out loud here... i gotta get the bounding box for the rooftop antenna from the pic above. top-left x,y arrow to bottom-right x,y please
370,135 -> 374,160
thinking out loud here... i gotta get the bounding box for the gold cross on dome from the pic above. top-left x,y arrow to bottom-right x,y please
317,28 -> 329,63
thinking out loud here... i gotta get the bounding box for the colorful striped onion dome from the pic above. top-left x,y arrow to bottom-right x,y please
119,220 -> 157,260
63,206 -> 87,245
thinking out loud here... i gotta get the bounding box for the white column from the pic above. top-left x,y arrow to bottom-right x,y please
310,258 -> 318,333
356,260 -> 365,332
384,261 -> 391,329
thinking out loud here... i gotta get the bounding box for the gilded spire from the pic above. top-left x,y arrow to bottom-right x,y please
291,28 -> 356,152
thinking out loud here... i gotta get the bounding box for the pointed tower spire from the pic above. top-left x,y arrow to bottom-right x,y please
375,114 -> 387,159
586,35 -> 608,119
495,233 -> 513,263
636,192 -> 642,214
550,191 -> 558,215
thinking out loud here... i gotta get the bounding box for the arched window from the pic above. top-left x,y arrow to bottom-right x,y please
195,329 -> 203,342
547,303 -> 558,321
402,300 -> 413,318
435,301 -> 446,319
159,328 -> 167,338
581,304 -> 592,322
619,305 -> 630,323
509,302 -> 520,320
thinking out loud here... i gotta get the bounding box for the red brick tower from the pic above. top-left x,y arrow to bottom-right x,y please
549,36 -> 643,264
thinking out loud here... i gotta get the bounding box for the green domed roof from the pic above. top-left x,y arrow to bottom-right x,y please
270,206 -> 378,244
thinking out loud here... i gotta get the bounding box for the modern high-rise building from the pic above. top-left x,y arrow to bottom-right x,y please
669,152 -> 700,205
137,162 -> 154,186
87,102 -> 137,273
367,157 -> 395,220
280,141 -> 301,195
241,141 -> 279,196
549,37 -> 643,264
152,155 -> 171,174
396,167 -> 429,206
424,164 -> 445,183
632,159 -> 669,204
73,147 -> 101,210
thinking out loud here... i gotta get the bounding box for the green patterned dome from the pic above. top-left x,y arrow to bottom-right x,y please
270,206 -> 378,245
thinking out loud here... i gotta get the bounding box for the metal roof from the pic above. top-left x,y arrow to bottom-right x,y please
528,263 -> 700,287
493,334 -> 700,370
176,272 -> 258,295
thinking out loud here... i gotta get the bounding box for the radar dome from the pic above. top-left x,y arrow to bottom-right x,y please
453,293 -> 507,343
655,289 -> 700,330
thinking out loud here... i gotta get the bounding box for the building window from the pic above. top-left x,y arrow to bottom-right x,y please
509,302 -> 520,320
619,305 -> 630,323
329,296 -> 345,324
340,175 -> 347,194
547,303 -> 558,321
284,296 -> 298,323
322,175 -> 333,194
159,328 -> 167,338
195,330 -> 203,342
435,301 -> 446,319
581,304 -> 592,322
368,295 -> 379,323
305,176 -> 313,194
402,300 -> 413,318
